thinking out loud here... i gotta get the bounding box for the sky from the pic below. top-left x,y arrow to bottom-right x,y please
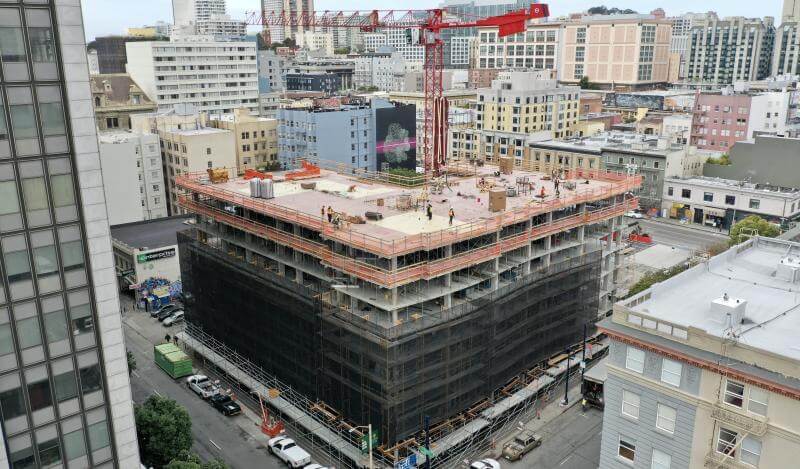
81,0 -> 785,41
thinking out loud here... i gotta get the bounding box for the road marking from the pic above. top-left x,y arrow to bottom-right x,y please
209,439 -> 222,450
153,389 -> 162,397
559,455 -> 572,466
131,370 -> 140,379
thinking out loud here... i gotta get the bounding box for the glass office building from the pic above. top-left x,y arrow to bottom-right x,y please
0,0 -> 139,467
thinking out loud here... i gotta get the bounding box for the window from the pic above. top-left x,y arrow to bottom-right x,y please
656,404 -> 676,433
741,436 -> 761,466
576,27 -> 586,43
725,195 -> 736,205
639,45 -> 654,62
52,358 -> 78,402
749,199 -> 760,210
67,290 -> 94,349
704,192 -> 714,202
717,427 -> 738,458
638,64 -> 653,81
641,24 -> 656,43
667,186 -> 674,196
0,9 -> 27,63
681,189 -> 691,198
621,390 -> 640,419
626,347 -> 645,373
105,117 -> 119,128
660,359 -> 682,387
0,374 -> 26,427
206,147 -> 211,155
574,64 -> 584,79
618,437 -> 636,463
651,449 -> 671,469
748,387 -> 768,416
575,46 -> 585,62
724,380 -> 745,408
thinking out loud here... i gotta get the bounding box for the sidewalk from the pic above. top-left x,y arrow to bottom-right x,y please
644,216 -> 728,236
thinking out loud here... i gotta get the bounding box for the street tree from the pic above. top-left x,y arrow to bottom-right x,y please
729,215 -> 779,245
135,395 -> 193,468
166,451 -> 229,469
127,350 -> 136,375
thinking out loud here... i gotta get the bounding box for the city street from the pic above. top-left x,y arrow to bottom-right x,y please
632,218 -> 728,252
120,295 -> 285,469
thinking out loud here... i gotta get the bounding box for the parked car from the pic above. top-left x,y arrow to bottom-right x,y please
470,459 -> 501,469
268,436 -> 312,468
209,394 -> 241,416
158,307 -> 182,322
151,303 -> 177,318
624,211 -> 644,219
163,310 -> 184,327
502,431 -> 542,461
185,374 -> 220,399
303,465 -> 329,469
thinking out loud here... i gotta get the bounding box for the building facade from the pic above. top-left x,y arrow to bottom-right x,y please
351,52 -> 406,92
85,35 -> 161,74
599,235 -> 800,469
773,22 -> 800,76
285,73 -> 341,95
686,17 -> 776,85
690,92 -> 753,151
90,74 -> 157,131
260,0 -> 314,43
98,132 -> 169,225
475,70 -> 580,139
475,22 -> 562,78
0,0 -> 139,466
209,108 -> 279,172
669,12 -> 716,79
125,36 -> 259,116
561,15 -> 672,90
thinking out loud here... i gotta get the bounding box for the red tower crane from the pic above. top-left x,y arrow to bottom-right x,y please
246,4 -> 550,174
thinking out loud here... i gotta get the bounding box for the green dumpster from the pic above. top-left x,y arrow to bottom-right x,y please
154,343 -> 193,379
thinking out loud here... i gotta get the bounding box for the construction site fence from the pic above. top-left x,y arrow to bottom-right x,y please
175,166 -> 641,259
323,249 -> 603,341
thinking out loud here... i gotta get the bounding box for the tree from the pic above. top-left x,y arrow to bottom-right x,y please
135,395 -> 193,468
588,6 -> 637,15
166,451 -> 229,469
729,215 -> 780,246
578,76 -> 597,90
127,350 -> 137,376
625,262 -> 695,298
334,46 -> 351,55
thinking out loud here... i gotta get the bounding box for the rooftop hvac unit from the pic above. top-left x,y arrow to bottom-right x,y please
260,178 -> 274,199
249,178 -> 261,198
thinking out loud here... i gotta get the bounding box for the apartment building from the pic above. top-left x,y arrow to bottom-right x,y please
691,92 -> 754,151
297,31 -> 335,56
474,22 -> 562,78
476,70 -> 580,139
351,51 -> 406,92
773,22 -> 800,76
125,36 -> 259,116
599,235 -> 800,469
159,127 -> 237,214
172,0 -> 245,39
661,114 -> 693,145
98,132 -> 169,225
0,0 -> 139,466
260,0 -> 314,42
669,12 -> 716,79
686,17 -> 776,85
90,74 -> 156,131
662,176 -> 800,228
209,107 -> 279,172
561,14 -> 672,90
285,73 -> 341,95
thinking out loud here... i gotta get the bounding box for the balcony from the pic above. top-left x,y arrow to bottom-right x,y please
710,402 -> 768,436
704,451 -> 752,469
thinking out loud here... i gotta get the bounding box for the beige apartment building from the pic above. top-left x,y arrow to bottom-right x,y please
598,236 -> 800,469
159,127 -> 236,214
209,107 -> 279,173
561,15 -> 672,90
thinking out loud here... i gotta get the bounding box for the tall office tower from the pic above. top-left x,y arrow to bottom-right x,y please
0,1 -> 139,468
172,0 -> 227,25
172,0 -> 245,39
686,16 -> 776,85
261,0 -> 314,43
439,0 -> 529,68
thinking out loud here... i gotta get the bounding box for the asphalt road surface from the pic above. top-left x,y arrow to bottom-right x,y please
503,404 -> 603,469
632,218 -> 728,252
121,296 -> 285,469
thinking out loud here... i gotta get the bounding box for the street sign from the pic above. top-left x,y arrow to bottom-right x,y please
360,430 -> 380,454
395,453 -> 417,469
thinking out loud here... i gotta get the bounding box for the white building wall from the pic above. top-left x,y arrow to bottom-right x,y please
133,245 -> 181,283
749,91 -> 792,138
663,179 -> 800,219
55,1 -> 141,467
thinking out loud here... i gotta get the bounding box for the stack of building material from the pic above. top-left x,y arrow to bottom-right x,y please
489,189 -> 507,212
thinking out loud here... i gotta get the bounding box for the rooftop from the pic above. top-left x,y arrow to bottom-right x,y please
668,176 -> 800,196
623,236 -> 800,361
163,127 -> 230,137
111,215 -> 195,251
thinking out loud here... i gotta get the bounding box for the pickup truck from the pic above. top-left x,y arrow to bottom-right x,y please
268,436 -> 312,468
502,430 -> 542,461
185,374 -> 220,399
209,394 -> 241,416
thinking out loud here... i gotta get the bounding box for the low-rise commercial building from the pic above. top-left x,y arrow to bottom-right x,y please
98,132 -> 168,225
90,74 -> 156,130
704,135 -> 800,188
599,235 -> 800,469
209,108 -> 279,172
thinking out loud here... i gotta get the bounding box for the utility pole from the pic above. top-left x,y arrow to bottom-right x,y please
562,349 -> 570,406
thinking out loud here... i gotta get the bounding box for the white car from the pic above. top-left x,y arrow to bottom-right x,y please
625,211 -> 644,219
268,436 -> 312,468
303,465 -> 329,469
185,374 -> 220,399
470,458 -> 501,469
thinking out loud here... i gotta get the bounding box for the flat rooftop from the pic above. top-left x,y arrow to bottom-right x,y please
166,127 -> 230,136
111,215 -> 195,251
203,166 -> 620,242
670,176 -> 800,196
625,237 -> 800,361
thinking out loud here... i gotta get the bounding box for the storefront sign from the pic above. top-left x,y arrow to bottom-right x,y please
136,248 -> 176,264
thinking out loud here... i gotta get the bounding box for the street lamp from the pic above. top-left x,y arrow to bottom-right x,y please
349,424 -> 374,469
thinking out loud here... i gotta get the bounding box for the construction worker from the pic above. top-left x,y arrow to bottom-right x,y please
426,203 -> 433,221
321,205 -> 325,220
327,206 -> 333,223
448,207 -> 455,225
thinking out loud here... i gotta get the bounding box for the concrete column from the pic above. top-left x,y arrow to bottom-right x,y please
491,258 -> 500,290
350,295 -> 358,312
295,268 -> 303,283
443,273 -> 453,308
277,261 -> 285,276
391,308 -> 398,324
390,287 -> 398,306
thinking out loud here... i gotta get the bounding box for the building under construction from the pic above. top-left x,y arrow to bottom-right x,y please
176,161 -> 640,445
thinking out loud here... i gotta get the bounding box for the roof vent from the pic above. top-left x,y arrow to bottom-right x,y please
777,256 -> 800,283
710,293 -> 746,328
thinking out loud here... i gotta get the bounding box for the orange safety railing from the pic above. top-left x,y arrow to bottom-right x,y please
180,195 -> 637,288
176,170 -> 641,259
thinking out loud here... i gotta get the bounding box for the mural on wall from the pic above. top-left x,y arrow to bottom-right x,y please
376,103 -> 417,171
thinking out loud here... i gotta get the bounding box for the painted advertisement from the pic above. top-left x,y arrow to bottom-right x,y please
375,103 -> 417,172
